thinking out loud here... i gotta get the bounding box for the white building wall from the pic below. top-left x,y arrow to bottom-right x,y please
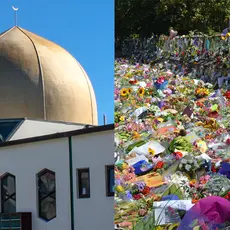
72,130 -> 114,230
0,138 -> 71,230
9,119 -> 84,141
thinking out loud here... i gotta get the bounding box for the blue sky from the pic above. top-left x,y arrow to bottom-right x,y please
0,0 -> 114,125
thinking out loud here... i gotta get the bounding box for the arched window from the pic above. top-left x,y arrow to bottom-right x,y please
1,173 -> 16,213
37,169 -> 56,221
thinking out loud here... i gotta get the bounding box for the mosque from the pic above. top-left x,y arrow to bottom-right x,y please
0,26 -> 114,230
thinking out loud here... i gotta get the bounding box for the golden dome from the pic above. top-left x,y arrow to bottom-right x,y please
0,26 -> 98,125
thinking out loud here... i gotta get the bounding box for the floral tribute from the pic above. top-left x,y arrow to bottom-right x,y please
114,46 -> 230,229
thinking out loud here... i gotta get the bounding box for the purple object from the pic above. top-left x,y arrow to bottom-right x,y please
178,196 -> 230,230
193,37 -> 198,47
158,101 -> 165,109
218,162 -> 230,179
222,28 -> 228,36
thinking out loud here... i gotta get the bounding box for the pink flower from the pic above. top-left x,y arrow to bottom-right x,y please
146,82 -> 152,88
123,173 -> 135,182
163,88 -> 172,95
126,124 -> 133,132
157,77 -> 165,84
114,88 -> 119,95
204,175 -> 210,181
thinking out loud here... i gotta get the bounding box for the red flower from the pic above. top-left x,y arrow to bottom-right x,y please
129,79 -> 137,84
196,101 -> 204,107
224,91 -> 230,99
211,165 -> 217,172
133,194 -> 142,200
155,161 -> 164,169
174,151 -> 183,159
224,192 -> 230,199
208,111 -> 219,118
226,139 -> 230,145
142,186 -> 150,195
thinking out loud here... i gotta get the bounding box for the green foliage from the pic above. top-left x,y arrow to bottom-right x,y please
162,184 -> 183,200
168,136 -> 193,153
116,0 -> 230,38
133,212 -> 156,230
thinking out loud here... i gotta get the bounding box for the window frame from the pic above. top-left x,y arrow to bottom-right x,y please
105,165 -> 114,197
37,169 -> 56,221
1,173 -> 16,213
77,168 -> 90,199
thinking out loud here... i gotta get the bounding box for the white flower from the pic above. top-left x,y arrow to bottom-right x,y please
181,159 -> 187,164
139,81 -> 147,88
185,164 -> 191,171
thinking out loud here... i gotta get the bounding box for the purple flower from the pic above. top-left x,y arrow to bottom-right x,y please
136,182 -> 146,191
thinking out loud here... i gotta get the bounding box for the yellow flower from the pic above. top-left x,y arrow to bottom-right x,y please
120,88 -> 128,97
119,116 -> 125,121
133,131 -> 140,139
190,179 -> 196,185
125,72 -> 132,78
138,87 -> 145,97
121,162 -> 129,170
156,227 -> 164,230
157,117 -> 164,123
127,88 -> 132,94
197,88 -> 201,93
148,148 -> 155,155
136,70 -> 143,75
115,185 -> 125,193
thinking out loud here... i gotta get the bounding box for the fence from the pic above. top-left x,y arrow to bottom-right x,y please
115,36 -> 159,63
115,34 -> 228,64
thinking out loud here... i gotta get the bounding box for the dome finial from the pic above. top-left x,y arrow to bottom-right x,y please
12,6 -> 19,26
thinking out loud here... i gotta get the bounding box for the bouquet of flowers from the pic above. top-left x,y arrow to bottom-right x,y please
166,172 -> 192,199
178,156 -> 202,178
154,76 -> 169,90
195,87 -> 210,98
204,173 -> 230,196
130,181 -> 151,200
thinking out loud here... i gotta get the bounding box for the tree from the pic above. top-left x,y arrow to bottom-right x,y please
115,0 -> 230,39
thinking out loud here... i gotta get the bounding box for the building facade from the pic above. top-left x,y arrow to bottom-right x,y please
0,124 -> 114,230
